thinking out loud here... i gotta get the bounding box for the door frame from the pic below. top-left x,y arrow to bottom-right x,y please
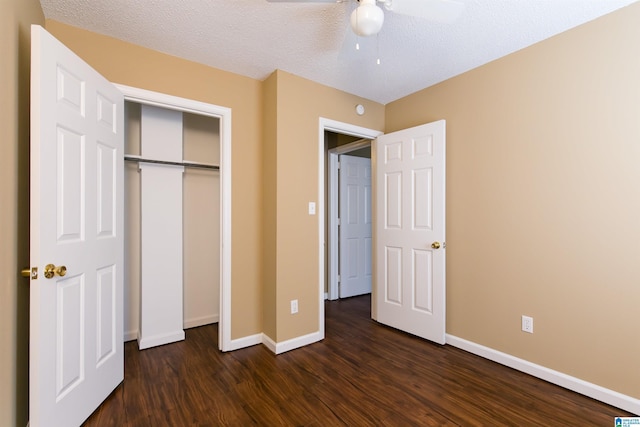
327,138 -> 372,301
115,85 -> 233,352
318,118 -> 382,327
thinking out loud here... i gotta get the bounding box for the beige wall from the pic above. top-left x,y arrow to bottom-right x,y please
262,73 -> 278,339
44,20 -> 385,347
386,2 -> 640,398
183,113 -> 221,328
0,1 -> 44,425
6,4 -> 638,423
267,70 -> 384,342
45,20 -> 264,340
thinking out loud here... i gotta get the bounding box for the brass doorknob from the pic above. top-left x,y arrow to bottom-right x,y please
431,242 -> 441,249
44,264 -> 67,279
21,267 -> 37,279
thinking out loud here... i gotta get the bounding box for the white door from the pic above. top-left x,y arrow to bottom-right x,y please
373,120 -> 446,344
30,25 -> 124,426
339,155 -> 372,298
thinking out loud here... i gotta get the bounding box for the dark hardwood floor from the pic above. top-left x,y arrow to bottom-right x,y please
84,295 -> 632,426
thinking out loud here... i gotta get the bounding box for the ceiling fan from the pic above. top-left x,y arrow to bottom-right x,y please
266,0 -> 465,37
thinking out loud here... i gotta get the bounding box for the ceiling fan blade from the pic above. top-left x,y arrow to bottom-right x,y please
385,0 -> 464,23
266,0 -> 343,3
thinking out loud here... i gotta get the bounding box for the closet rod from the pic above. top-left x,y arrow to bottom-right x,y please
124,155 -> 219,171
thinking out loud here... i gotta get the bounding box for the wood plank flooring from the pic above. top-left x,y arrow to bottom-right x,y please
84,295 -> 633,426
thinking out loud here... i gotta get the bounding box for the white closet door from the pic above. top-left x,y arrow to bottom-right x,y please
137,105 -> 185,349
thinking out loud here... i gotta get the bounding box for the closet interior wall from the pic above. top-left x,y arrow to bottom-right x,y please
124,102 -> 221,341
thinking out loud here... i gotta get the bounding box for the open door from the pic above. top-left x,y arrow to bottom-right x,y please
29,25 -> 124,426
373,120 -> 446,344
339,154 -> 372,298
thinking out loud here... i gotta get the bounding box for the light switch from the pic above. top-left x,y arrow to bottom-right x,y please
308,202 -> 316,215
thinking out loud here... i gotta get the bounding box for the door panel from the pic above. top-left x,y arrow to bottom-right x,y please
57,128 -> 84,241
97,142 -> 117,237
30,25 -> 124,426
413,249 -> 433,312
96,265 -> 116,365
385,246 -> 402,303
385,171 -> 402,229
56,274 -> 84,398
374,120 -> 446,344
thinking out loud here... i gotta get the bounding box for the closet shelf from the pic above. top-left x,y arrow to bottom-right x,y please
125,155 -> 219,171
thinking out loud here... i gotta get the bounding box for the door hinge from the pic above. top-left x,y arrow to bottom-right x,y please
337,218 -> 341,226
337,161 -> 340,170
337,275 -> 341,283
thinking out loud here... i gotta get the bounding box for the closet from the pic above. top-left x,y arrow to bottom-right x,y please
123,102 -> 220,348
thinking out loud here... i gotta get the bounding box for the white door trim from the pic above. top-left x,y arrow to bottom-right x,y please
114,84 -> 233,352
328,138 -> 372,301
318,118 -> 382,325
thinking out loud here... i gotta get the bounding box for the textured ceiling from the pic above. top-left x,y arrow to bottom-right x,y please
39,0 -> 638,104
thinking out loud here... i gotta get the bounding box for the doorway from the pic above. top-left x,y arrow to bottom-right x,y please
318,118 -> 447,345
326,136 -> 373,301
317,118 -> 382,339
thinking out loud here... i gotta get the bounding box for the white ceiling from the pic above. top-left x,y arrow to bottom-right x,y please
39,0 -> 638,104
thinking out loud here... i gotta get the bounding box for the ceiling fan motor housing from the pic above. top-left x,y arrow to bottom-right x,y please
350,0 -> 385,36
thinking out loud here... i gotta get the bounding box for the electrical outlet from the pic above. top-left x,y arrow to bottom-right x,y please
291,299 -> 298,314
522,315 -> 533,333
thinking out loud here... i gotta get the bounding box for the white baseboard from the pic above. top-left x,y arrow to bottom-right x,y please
446,334 -> 640,415
124,329 -> 137,342
224,333 -> 263,352
138,330 -> 185,350
262,334 -> 277,353
124,314 -> 220,342
184,314 -> 219,329
127,326 -> 260,351
126,324 -> 321,355
263,331 -> 323,355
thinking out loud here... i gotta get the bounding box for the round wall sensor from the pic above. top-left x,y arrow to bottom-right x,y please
355,104 -> 365,116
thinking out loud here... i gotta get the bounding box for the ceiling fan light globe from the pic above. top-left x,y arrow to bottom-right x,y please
350,2 -> 384,37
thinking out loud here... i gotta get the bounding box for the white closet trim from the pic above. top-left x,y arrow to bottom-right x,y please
115,84 -> 234,352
